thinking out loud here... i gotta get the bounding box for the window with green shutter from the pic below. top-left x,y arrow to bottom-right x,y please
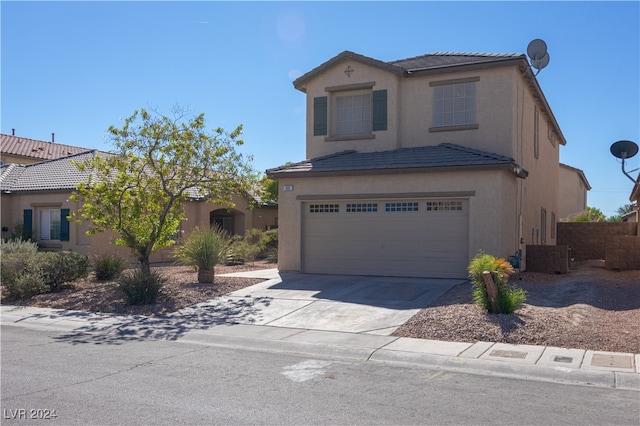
372,90 -> 387,131
23,209 -> 33,240
60,208 -> 70,241
313,96 -> 328,136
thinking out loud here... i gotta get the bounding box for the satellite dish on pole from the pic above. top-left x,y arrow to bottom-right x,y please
610,140 -> 639,184
526,39 -> 550,76
610,140 -> 639,159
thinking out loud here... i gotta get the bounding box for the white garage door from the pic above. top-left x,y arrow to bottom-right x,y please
302,199 -> 469,278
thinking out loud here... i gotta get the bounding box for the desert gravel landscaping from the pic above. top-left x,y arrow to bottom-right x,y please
2,259 -> 638,354
394,260 -> 640,354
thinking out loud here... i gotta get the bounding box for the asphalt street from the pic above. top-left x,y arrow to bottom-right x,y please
2,325 -> 638,426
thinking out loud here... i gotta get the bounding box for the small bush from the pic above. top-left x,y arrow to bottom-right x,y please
1,241 -> 89,297
93,254 -> 127,281
468,251 -> 525,314
1,255 -> 47,299
39,251 -> 90,292
1,238 -> 38,257
266,247 -> 278,263
226,228 -> 278,265
117,269 -> 166,305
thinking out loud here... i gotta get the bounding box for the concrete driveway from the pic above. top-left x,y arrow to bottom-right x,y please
183,270 -> 465,335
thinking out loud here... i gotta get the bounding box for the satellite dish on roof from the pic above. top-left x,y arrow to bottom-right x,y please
526,39 -> 550,76
531,52 -> 550,70
610,140 -> 639,184
527,39 -> 547,60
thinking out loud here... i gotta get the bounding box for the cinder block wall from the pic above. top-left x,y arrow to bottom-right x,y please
557,222 -> 638,261
605,235 -> 640,271
526,245 -> 569,274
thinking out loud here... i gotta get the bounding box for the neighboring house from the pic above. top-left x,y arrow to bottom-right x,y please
268,50 -> 584,278
558,163 -> 591,220
1,133 -> 91,165
625,173 -> 639,224
0,151 -> 277,262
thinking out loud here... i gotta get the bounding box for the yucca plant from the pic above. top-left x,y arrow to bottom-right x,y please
173,227 -> 230,283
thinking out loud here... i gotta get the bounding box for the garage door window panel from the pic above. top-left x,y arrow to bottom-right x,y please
426,200 -> 464,211
309,204 -> 340,213
385,202 -> 419,212
346,203 -> 378,212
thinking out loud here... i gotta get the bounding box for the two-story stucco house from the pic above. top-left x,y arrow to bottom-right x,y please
267,50 -> 578,279
558,163 -> 591,220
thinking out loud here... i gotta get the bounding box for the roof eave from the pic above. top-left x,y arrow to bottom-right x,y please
406,56 -> 526,76
293,51 -> 405,93
268,162 -> 523,179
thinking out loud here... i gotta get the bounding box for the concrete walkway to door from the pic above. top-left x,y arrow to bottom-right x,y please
181,270 -> 464,335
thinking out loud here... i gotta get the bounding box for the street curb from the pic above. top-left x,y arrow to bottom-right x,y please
2,305 -> 639,391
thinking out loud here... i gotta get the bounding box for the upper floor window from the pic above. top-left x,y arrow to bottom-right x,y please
313,86 -> 387,139
335,93 -> 372,135
430,77 -> 479,132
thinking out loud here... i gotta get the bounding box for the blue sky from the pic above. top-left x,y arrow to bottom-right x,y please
2,1 -> 638,216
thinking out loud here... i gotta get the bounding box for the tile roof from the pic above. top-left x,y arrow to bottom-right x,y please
0,151 -> 98,192
0,134 -> 91,162
293,50 -> 525,90
390,52 -> 524,73
0,151 -> 268,204
267,143 -> 519,177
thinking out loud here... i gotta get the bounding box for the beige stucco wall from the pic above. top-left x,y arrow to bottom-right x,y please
515,75 -> 560,247
558,165 -> 588,219
276,169 -> 520,273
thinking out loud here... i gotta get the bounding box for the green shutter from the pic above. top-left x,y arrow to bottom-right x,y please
60,208 -> 70,241
23,209 -> 33,240
372,90 -> 387,131
313,96 -> 328,136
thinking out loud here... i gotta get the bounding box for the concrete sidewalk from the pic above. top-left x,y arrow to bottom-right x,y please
1,269 -> 638,391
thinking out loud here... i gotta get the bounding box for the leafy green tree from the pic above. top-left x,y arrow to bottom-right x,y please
606,204 -> 635,222
572,206 -> 606,222
261,176 -> 278,202
71,107 -> 257,275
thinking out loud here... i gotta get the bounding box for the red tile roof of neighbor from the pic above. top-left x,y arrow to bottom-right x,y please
0,133 -> 91,162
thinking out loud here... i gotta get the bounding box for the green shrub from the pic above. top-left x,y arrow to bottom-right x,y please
1,241 -> 89,297
93,254 -> 127,281
117,269 -> 166,305
468,251 -> 525,314
0,238 -> 38,257
1,253 -> 48,299
266,247 -> 278,263
1,240 -> 46,298
225,228 -> 278,265
174,227 -> 230,282
225,247 -> 245,266
38,251 -> 90,292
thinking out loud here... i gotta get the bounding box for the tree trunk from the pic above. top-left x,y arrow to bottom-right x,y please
482,271 -> 501,314
198,268 -> 215,284
138,251 -> 151,276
